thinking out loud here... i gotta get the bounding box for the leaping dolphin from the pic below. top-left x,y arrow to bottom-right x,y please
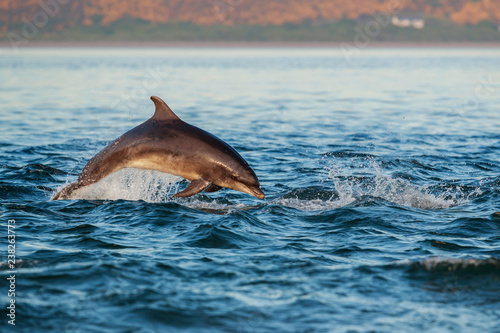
52,96 -> 264,200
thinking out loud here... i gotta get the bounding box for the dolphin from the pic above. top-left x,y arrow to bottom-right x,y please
52,96 -> 264,200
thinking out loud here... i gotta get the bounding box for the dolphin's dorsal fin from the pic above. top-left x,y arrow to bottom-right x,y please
150,96 -> 180,121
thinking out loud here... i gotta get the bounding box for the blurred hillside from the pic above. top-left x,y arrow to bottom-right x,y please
1,0 -> 500,42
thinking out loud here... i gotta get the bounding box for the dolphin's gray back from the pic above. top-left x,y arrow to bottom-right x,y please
77,118 -> 251,186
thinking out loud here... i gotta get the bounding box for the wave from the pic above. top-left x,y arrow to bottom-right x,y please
405,257 -> 500,272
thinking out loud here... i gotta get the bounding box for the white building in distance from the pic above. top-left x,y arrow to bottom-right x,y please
392,15 -> 425,29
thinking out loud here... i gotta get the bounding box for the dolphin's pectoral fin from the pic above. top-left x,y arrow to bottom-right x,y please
174,179 -> 211,198
204,184 -> 222,193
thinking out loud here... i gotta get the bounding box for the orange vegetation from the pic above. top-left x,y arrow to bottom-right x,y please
0,0 -> 498,30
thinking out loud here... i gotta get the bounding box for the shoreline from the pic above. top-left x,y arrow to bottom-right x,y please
1,41 -> 500,48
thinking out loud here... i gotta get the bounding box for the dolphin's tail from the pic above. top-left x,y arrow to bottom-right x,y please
51,182 -> 81,200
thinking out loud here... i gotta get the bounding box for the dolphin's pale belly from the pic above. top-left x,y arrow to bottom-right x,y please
124,153 -> 200,181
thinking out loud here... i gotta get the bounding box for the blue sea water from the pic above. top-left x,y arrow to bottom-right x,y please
1,46 -> 500,332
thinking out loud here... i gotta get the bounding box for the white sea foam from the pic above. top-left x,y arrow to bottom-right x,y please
64,168 -> 182,203
180,198 -> 249,213
277,160 -> 480,211
397,257 -> 500,271
273,197 -> 355,211
337,160 -> 480,209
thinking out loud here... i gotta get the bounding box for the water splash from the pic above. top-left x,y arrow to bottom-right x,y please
277,159 -> 481,211
62,168 -> 182,203
328,159 -> 481,209
56,168 -> 252,211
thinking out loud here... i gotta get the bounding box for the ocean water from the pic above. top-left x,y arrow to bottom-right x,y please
1,46 -> 500,332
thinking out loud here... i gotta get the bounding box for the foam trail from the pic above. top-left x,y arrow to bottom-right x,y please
274,197 -> 355,212
182,198 -> 247,212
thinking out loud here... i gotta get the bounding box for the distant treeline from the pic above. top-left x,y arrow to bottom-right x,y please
2,18 -> 500,43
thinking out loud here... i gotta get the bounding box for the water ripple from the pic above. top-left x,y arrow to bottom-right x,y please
2,47 -> 500,332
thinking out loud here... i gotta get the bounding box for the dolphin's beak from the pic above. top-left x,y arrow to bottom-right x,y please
244,185 -> 265,199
